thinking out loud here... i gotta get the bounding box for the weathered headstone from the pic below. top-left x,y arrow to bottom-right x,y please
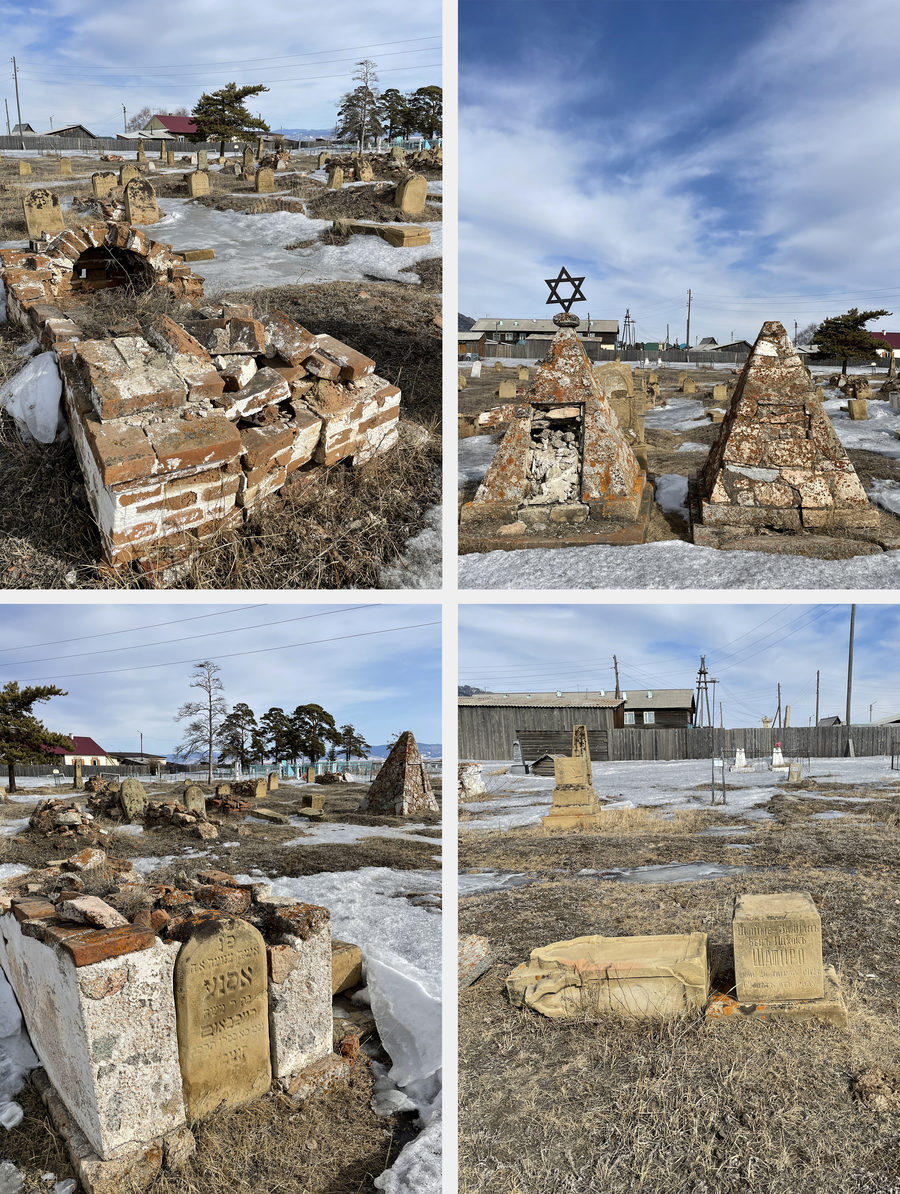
254,167 -> 274,194
119,162 -> 139,187
267,772 -> 278,791
326,165 -> 343,190
788,762 -> 802,783
493,360 -> 503,373
542,725 -> 604,830
73,760 -> 83,791
682,376 -> 696,394
242,147 -> 255,174
173,914 -> 271,1117
183,784 -> 206,815
357,160 -> 374,182
518,365 -> 529,381
18,160 -> 31,175
58,156 -> 72,176
159,142 -> 167,160
847,398 -> 868,421
306,767 -> 316,783
197,150 -> 208,170
317,152 -> 329,168
389,146 -> 405,161
215,783 -> 231,797
23,189 -> 66,240
256,138 -> 265,159
91,171 -> 116,198
136,142 -> 146,161
733,892 -> 824,1002
188,170 -> 210,197
393,174 -> 427,215
508,933 -> 710,1019
166,150 -> 176,166
123,177 -> 160,225
119,777 -> 147,822
358,731 -> 439,815
713,383 -> 727,402
471,360 -> 482,379
498,379 -> 517,399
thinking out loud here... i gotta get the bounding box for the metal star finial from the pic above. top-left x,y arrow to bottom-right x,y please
544,266 -> 587,314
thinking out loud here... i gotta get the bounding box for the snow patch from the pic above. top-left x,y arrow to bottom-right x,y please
654,474 -> 689,516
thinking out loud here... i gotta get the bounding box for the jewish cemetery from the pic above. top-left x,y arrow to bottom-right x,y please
0,605 -> 442,1192
0,75 -> 442,590
457,603 -> 900,1193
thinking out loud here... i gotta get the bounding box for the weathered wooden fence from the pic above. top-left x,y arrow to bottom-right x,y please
609,725 -> 899,761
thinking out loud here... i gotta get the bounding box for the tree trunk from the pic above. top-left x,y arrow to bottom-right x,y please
6,762 -> 15,794
220,140 -> 226,159
842,358 -> 848,375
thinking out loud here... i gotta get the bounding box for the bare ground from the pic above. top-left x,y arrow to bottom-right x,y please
458,775 -> 900,1194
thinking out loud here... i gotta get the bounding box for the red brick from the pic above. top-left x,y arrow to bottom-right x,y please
240,424 -> 294,470
11,898 -> 56,923
138,490 -> 197,513
57,924 -> 156,967
229,317 -> 265,354
163,507 -> 204,529
263,309 -> 317,366
146,416 -> 242,474
149,315 -> 211,362
314,334 -> 376,381
304,351 -> 342,381
182,370 -> 226,401
117,485 -> 163,506
84,419 -> 156,486
200,475 -> 240,501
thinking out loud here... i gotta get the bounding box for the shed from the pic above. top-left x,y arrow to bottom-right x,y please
458,331 -> 486,357
621,689 -> 696,728
458,691 -> 624,760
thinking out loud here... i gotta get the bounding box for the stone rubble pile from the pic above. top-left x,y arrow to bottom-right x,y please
525,410 -> 582,505
28,799 -> 97,841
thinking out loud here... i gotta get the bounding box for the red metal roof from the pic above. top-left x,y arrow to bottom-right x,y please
45,736 -> 108,757
153,115 -> 198,135
871,331 -> 900,350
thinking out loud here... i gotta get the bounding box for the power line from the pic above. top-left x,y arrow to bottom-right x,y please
1,606 -> 379,668
14,63 -> 443,92
15,621 -> 441,683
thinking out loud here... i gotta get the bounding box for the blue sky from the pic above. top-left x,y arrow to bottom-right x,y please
0,603 -> 441,757
459,0 -> 900,345
2,1 -> 441,135
458,604 -> 899,728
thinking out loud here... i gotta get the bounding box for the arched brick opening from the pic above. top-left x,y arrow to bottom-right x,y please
71,244 -> 155,292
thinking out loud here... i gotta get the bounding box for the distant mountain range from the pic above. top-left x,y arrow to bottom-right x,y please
370,742 -> 442,759
274,128 -> 335,140
458,686 -> 488,697
458,313 -> 475,331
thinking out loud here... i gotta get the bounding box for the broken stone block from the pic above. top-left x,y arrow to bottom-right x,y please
459,934 -> 494,990
326,165 -> 343,190
707,965 -> 848,1028
19,160 -> 32,175
331,939 -> 363,994
214,366 -> 290,420
56,896 -> 129,929
733,891 -> 824,1002
357,731 -> 439,816
507,933 -> 709,1019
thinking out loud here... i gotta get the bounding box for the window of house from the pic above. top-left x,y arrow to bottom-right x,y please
624,712 -> 634,725
644,712 -> 655,725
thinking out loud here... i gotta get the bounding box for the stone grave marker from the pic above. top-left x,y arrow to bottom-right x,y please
256,138 -> 265,159
188,171 -> 210,197
326,165 -> 343,190
358,160 -> 374,181
58,157 -> 72,176
22,189 -> 66,240
124,177 -> 160,225
119,777 -> 147,822
183,784 -> 206,815
166,150 -> 176,166
847,398 -> 868,420
254,167 -> 274,194
174,914 -> 271,1118
197,150 -> 208,170
19,160 -> 31,175
73,760 -> 83,791
498,379 -> 517,399
136,142 -> 146,161
159,143 -> 167,160
713,383 -> 727,402
733,892 -> 824,1002
471,361 -> 481,378
390,145 -> 405,161
788,762 -> 802,782
306,767 -> 316,783
119,162 -> 139,187
358,731 -> 439,816
542,726 -> 604,830
393,174 -> 427,215
682,376 -> 696,393
458,373 -> 466,390
518,366 -> 529,380
267,772 -> 278,791
493,360 -> 502,372
242,147 -> 255,174
317,152 -> 329,168
91,171 -> 116,198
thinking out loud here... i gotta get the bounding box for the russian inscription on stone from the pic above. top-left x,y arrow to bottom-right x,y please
174,914 -> 271,1117
733,891 -> 824,1002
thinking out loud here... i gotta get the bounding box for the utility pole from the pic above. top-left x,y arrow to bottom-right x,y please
123,104 -> 127,133
613,655 -> 621,699
666,323 -> 669,348
794,319 -> 798,345
846,604 -> 856,728
12,56 -> 24,149
4,98 -> 9,136
685,289 -> 691,351
776,683 -> 782,730
815,670 -> 820,726
694,656 -> 710,729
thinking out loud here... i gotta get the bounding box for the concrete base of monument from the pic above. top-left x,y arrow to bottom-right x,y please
688,481 -> 890,558
459,481 -> 653,553
33,1068 -> 196,1194
541,798 -> 605,831
706,965 -> 848,1028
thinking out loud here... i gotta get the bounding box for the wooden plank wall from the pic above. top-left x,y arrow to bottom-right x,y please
517,730 -> 610,763
458,706 -> 615,760
609,725 -> 900,761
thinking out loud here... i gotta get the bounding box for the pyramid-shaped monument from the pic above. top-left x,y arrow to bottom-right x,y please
358,731 -> 439,816
459,325 -> 651,550
691,321 -> 879,551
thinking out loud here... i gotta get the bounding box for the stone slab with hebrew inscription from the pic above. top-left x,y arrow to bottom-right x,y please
733,891 -> 824,1002
174,913 -> 271,1117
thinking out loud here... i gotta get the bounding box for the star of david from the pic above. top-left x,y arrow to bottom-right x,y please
544,267 -> 587,313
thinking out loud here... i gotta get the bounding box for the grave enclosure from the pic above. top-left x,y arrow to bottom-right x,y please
0,219 -> 403,578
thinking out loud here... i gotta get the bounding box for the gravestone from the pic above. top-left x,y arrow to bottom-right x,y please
73,760 -> 83,791
159,143 -> 167,160
92,171 -> 116,198
733,892 -> 824,1002
393,174 -> 427,215
518,366 -> 529,380
197,150 -> 208,170
389,146 -> 405,161
493,361 -> 502,372
136,142 -> 146,162
498,379 -> 516,399
166,151 -> 176,166
357,160 -> 374,182
173,914 -> 271,1118
183,784 -> 206,815
682,377 -> 696,393
471,361 -> 481,378
19,160 -> 31,175
847,398 -> 868,420
254,167 -> 274,194
788,762 -> 802,783
358,731 -> 439,816
317,152 -> 329,168
326,165 -> 343,190
124,177 -> 160,225
59,157 -> 72,176
242,147 -> 255,174
215,783 -> 231,797
218,155 -> 225,165
542,726 -> 604,830
713,383 -> 727,402
22,189 -> 66,240
256,138 -> 265,159
119,162 -> 139,187
188,171 -> 209,197
307,767 -> 315,783
771,745 -> 786,769
119,777 -> 147,822
267,772 -> 278,791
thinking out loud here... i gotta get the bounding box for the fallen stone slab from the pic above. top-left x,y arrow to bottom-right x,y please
247,807 -> 289,824
459,934 -> 494,990
331,939 -> 363,994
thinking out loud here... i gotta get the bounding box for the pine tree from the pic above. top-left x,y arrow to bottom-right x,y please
189,83 -> 270,157
814,308 -> 893,375
0,681 -> 72,794
409,85 -> 442,139
291,703 -> 337,764
338,724 -> 371,761
217,702 -> 257,768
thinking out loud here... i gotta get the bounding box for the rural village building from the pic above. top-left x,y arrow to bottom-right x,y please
458,330 -> 486,357
470,317 -> 620,347
140,115 -> 198,137
43,736 -> 117,766
39,124 -> 97,139
871,332 -> 900,360
621,689 -> 696,727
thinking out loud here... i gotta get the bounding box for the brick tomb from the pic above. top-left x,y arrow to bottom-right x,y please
0,221 -> 402,574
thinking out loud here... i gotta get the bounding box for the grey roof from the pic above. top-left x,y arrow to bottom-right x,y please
457,331 -> 486,341
458,691 -> 624,708
39,123 -> 97,138
698,337 -> 718,346
471,318 -> 619,335
708,339 -> 753,352
817,715 -> 842,726
870,713 -> 900,725
622,689 -> 695,711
